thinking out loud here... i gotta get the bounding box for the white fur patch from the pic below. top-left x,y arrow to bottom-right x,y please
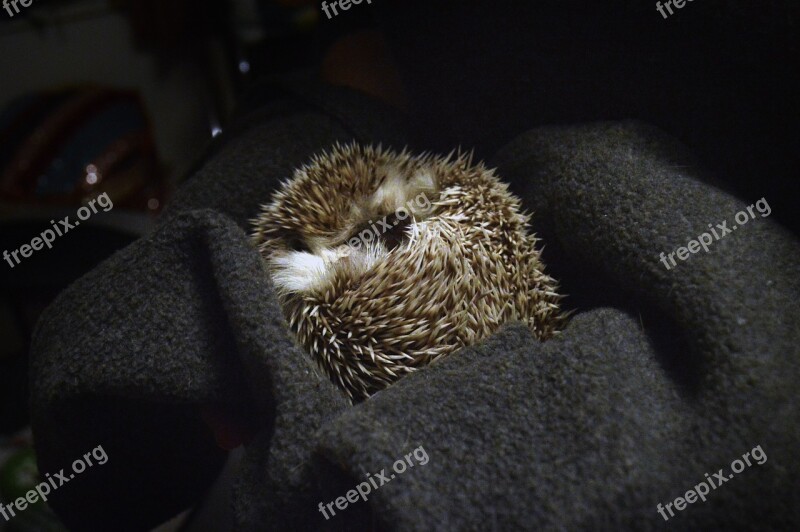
270,243 -> 387,295
270,251 -> 330,293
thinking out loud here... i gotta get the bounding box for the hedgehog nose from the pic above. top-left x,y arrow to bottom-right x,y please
323,245 -> 352,263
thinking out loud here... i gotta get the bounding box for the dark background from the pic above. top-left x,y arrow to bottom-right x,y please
375,1 -> 798,236
0,0 -> 797,528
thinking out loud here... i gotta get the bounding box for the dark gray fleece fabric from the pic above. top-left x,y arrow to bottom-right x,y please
30,87 -> 800,532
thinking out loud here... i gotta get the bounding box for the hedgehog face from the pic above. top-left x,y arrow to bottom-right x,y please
252,144 -> 564,400
260,162 -> 437,296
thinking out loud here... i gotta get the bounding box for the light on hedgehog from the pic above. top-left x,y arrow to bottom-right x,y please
251,143 -> 565,401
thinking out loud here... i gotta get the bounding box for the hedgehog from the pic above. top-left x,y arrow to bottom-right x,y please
251,143 -> 565,401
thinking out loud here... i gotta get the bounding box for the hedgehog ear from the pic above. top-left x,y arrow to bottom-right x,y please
410,168 -> 436,192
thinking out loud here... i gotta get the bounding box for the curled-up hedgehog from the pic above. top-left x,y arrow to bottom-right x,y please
251,143 -> 565,400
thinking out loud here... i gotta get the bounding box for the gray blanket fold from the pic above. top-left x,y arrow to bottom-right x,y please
30,88 -> 800,530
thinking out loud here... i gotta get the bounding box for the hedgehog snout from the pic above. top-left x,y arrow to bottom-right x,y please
322,244 -> 354,263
